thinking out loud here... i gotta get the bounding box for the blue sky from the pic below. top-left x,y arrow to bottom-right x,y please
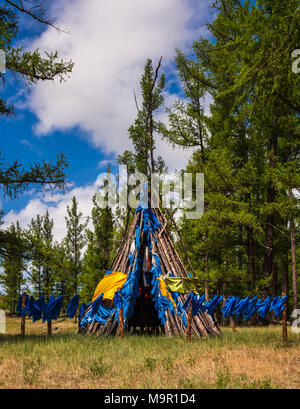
1,0 -> 213,241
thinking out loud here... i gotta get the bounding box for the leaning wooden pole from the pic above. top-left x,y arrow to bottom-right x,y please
186,298 -> 192,342
118,291 -> 124,338
20,291 -> 26,339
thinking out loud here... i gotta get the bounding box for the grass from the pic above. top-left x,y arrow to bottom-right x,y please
0,316 -> 299,389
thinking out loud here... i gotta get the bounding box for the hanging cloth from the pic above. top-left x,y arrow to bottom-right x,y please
157,277 -> 176,308
66,294 -> 80,319
92,272 -> 128,302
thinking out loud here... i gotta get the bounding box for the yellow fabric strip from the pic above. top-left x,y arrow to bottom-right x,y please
165,277 -> 185,293
157,277 -> 176,308
165,276 -> 203,294
92,272 -> 128,302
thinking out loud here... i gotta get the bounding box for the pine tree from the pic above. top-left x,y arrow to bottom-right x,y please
28,214 -> 44,297
64,197 -> 88,296
52,241 -> 69,305
162,0 -> 299,304
0,2 -> 73,117
41,210 -> 55,301
119,58 -> 166,177
81,194 -> 114,302
0,222 -> 25,312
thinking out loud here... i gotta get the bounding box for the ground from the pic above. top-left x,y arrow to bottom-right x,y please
0,315 -> 299,389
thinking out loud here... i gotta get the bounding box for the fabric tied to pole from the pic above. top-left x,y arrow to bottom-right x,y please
221,296 -> 237,318
270,296 -> 287,318
165,277 -> 203,294
78,302 -> 88,322
42,295 -> 63,323
16,294 -> 29,317
67,294 -> 80,319
157,277 -> 176,308
204,295 -> 223,316
165,277 -> 185,293
28,296 -> 45,322
113,290 -> 123,309
256,296 -> 271,318
92,272 -> 128,302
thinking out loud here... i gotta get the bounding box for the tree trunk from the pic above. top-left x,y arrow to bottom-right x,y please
247,226 -> 255,287
272,260 -> 278,297
47,320 -> 52,336
264,127 -> 277,296
289,208 -> 298,312
282,258 -> 289,319
282,260 -> 289,343
204,244 -> 209,301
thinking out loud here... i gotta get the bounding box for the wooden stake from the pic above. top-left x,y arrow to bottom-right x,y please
187,298 -> 192,342
282,291 -> 287,344
47,320 -> 52,336
230,316 -> 236,332
20,291 -> 26,339
118,290 -> 124,338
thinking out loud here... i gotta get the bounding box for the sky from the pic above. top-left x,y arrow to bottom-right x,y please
1,0 -> 214,242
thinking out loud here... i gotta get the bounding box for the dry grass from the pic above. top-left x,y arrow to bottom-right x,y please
0,316 -> 299,389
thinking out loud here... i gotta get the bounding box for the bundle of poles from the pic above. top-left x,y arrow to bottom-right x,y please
78,207 -> 221,338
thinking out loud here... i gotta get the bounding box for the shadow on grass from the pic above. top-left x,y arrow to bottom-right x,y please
0,332 -> 80,344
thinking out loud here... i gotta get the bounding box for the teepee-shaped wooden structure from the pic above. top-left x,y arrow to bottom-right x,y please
78,204 -> 221,338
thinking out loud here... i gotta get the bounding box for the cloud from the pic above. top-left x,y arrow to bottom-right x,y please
3,1 -> 213,237
27,0 -> 210,170
3,184 -> 97,242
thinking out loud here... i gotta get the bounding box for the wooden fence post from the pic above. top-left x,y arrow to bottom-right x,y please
230,316 -> 236,332
47,320 -> 52,336
20,291 -> 26,339
187,298 -> 192,342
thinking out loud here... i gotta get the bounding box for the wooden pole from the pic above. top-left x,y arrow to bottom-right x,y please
187,298 -> 192,342
282,291 -> 287,343
118,290 -> 124,338
230,316 -> 236,332
47,320 -> 52,336
20,291 -> 26,339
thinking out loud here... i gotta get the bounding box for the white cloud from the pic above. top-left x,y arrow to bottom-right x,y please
4,0 -> 213,237
3,184 -> 97,242
27,0 -> 209,170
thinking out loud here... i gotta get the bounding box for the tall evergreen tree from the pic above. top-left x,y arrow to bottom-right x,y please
0,222 -> 25,312
28,214 -> 44,297
118,58 -> 166,177
82,194 -> 114,301
41,210 -> 54,301
162,0 -> 299,306
64,197 -> 88,296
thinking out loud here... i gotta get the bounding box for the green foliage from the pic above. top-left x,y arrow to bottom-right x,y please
0,222 -> 26,312
119,58 -> 166,177
163,0 -> 299,302
0,152 -> 69,200
64,197 -> 88,295
0,2 -> 73,117
81,194 -> 115,302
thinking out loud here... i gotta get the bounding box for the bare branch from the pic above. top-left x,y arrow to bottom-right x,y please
4,0 -> 69,32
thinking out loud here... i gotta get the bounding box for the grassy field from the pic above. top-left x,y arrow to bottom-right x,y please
0,316 -> 299,389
